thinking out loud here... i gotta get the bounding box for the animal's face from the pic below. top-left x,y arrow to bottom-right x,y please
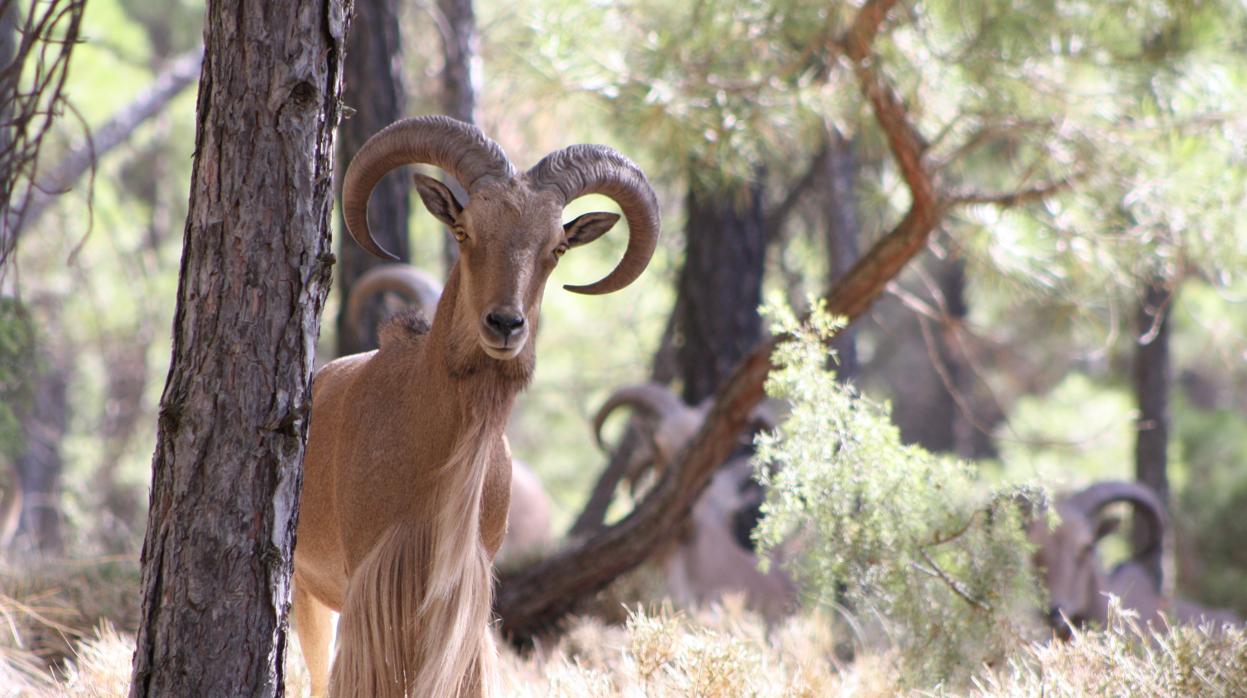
414,174 -> 619,361
1027,502 -> 1117,639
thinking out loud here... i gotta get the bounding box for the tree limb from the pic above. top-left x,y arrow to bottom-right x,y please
947,173 -> 1083,208
13,47 -> 202,237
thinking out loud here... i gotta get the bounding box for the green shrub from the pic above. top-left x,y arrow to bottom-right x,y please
753,301 -> 1044,684
0,298 -> 37,461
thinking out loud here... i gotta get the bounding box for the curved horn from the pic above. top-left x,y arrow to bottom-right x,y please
1068,480 -> 1167,561
345,264 -> 444,345
342,116 -> 516,260
592,382 -> 693,451
526,145 -> 661,294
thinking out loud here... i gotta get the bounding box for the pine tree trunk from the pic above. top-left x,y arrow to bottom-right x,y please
128,1 -> 349,695
677,176 -> 767,404
335,0 -> 409,356
13,350 -> 69,555
1133,277 -> 1172,587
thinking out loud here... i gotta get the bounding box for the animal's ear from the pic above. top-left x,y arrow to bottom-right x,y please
563,212 -> 620,248
413,173 -> 463,227
1094,514 -> 1121,541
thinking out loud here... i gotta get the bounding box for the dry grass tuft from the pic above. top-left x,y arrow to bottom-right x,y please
497,598 -> 899,698
973,603 -> 1247,697
0,557 -> 141,669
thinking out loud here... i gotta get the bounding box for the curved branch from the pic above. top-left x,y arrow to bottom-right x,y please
13,47 -> 202,236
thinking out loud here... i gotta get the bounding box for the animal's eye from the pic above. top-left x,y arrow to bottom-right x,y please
453,226 -> 468,243
553,244 -> 568,259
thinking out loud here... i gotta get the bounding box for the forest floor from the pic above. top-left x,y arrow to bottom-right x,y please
2,558 -> 1244,697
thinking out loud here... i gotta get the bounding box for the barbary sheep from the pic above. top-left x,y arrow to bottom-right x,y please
292,116 -> 659,698
342,263 -> 553,570
1027,480 -> 1241,639
593,382 -> 796,621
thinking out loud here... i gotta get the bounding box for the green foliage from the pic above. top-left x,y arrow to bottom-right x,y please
507,0 -> 855,185
753,301 -> 1042,683
0,299 -> 37,461
996,373 -> 1136,483
1172,401 -> 1247,613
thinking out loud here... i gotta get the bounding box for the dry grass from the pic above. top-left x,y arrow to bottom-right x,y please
2,566 -> 1245,697
497,597 -> 892,698
0,558 -> 141,670
973,603 -> 1247,697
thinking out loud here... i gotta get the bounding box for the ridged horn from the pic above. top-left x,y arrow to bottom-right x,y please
345,264 -> 444,345
1067,480 -> 1167,561
526,145 -> 661,294
342,116 -> 515,260
592,382 -> 693,451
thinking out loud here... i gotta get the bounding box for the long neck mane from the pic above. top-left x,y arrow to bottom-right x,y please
379,263 -> 525,696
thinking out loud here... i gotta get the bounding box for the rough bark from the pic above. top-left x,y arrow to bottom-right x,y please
127,1 -> 349,695
823,130 -> 861,381
677,175 -> 768,404
335,0 -> 409,357
437,0 -> 479,270
1133,277 -> 1172,588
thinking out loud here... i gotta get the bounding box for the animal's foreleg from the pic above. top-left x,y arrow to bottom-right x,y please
291,578 -> 335,697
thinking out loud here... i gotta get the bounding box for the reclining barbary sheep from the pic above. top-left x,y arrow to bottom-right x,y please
594,382 -> 796,621
293,116 -> 660,697
1026,480 -> 1241,639
343,263 -> 553,569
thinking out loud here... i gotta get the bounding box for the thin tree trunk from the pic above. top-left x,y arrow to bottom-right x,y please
0,0 -> 86,276
0,0 -> 15,183
335,0 -> 409,356
13,351 -> 69,555
437,0 -> 479,270
128,1 -> 349,694
1133,277 -> 1172,588
677,175 -> 767,404
823,130 -> 861,382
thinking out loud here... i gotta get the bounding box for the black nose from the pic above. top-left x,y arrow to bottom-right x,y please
485,311 -> 525,336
